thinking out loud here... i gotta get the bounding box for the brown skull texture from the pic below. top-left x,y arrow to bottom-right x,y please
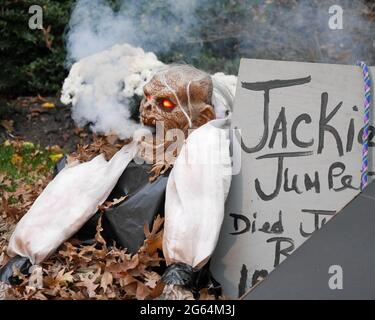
138,65 -> 216,177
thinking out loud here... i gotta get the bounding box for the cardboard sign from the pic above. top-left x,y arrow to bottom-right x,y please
211,59 -> 375,298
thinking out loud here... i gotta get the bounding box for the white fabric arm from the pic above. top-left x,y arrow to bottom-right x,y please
8,142 -> 138,264
163,118 -> 232,268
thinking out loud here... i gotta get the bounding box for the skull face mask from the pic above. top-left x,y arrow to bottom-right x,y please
140,65 -> 216,134
138,65 -> 217,176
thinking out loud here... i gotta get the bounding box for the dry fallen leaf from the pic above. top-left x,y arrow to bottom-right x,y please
30,108 -> 42,115
99,195 -> 127,211
105,134 -> 119,145
55,269 -> 74,285
10,154 -> 23,166
41,102 -> 55,109
76,270 -> 100,298
143,215 -> 164,255
199,288 -> 216,300
135,282 -> 151,300
100,271 -> 113,293
144,271 -> 160,289
47,145 -> 62,154
49,153 -> 64,162
22,142 -> 35,149
94,216 -> 107,248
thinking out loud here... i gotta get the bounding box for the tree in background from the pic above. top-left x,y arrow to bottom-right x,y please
1,0 -> 374,97
0,0 -> 74,96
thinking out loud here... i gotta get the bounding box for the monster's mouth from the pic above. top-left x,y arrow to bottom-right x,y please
140,115 -> 157,135
141,116 -> 156,127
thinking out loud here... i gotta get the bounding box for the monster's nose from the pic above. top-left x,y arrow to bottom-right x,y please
142,100 -> 152,112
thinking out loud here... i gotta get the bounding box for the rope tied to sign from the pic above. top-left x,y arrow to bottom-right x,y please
357,61 -> 372,191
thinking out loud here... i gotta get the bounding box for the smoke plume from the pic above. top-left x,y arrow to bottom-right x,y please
63,0 -> 374,138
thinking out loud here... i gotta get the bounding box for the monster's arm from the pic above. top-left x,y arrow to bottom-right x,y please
161,118 -> 232,298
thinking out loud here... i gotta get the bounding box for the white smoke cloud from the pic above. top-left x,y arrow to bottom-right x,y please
61,43 -> 165,139
62,0 -> 206,139
66,0 -> 200,64
61,42 -> 237,138
62,0 -> 373,138
66,0 -> 132,64
66,0 -> 374,67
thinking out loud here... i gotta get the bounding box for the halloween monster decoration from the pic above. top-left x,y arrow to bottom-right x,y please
137,65 -> 233,299
137,65 -> 217,180
140,65 -> 216,133
3,62 -> 234,301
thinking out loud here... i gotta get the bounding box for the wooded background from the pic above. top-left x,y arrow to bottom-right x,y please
0,0 -> 374,96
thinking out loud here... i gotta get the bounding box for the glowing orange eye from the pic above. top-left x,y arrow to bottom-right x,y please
161,99 -> 175,109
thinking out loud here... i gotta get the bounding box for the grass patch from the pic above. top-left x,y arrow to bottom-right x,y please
0,140 -> 59,192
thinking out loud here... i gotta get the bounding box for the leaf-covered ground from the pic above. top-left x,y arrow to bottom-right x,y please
0,96 -> 92,152
0,139 -> 56,250
0,100 -> 216,300
0,138 -> 166,300
3,215 -> 165,300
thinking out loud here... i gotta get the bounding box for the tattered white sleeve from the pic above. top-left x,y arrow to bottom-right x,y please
163,118 -> 232,268
7,142 -> 138,265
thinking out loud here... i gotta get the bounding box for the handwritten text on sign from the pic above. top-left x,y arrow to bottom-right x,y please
211,59 -> 374,298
